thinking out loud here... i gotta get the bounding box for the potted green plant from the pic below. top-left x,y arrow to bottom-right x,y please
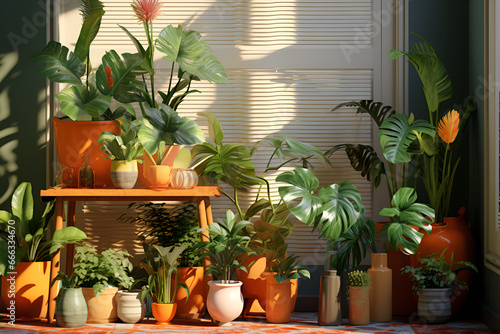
347,270 -> 371,326
197,210 -> 252,324
0,182 -> 87,320
72,244 -> 134,324
116,266 -> 148,325
98,122 -> 144,189
51,272 -> 87,328
402,249 -> 477,324
265,255 -> 310,324
140,244 -> 189,325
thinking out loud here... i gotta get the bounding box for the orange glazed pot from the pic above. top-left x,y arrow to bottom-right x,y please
174,267 -> 206,319
348,286 -> 370,326
265,278 -> 293,323
152,302 -> 177,325
1,262 -> 50,320
147,165 -> 174,189
53,117 -> 120,188
138,147 -> 180,187
238,254 -> 267,314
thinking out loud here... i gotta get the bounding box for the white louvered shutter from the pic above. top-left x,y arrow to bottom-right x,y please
57,0 -> 394,265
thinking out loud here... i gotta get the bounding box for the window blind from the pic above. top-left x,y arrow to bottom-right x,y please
57,0 -> 390,265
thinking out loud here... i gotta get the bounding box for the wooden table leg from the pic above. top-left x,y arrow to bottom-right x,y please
66,201 -> 76,276
48,199 -> 64,323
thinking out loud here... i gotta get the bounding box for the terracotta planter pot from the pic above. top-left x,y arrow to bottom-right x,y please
110,160 -> 138,189
152,302 -> 177,325
147,165 -> 174,189
417,288 -> 452,323
138,147 -> 180,187
207,280 -> 243,324
348,286 -> 370,326
368,253 -> 392,322
238,254 -> 267,314
53,117 -> 120,188
416,212 -> 470,318
117,290 -> 145,324
55,287 -> 87,328
265,278 -> 293,323
82,287 -> 118,324
1,261 -> 50,320
174,267 -> 206,319
260,272 -> 298,312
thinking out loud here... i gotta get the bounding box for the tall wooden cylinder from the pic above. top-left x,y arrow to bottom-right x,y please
368,253 -> 392,322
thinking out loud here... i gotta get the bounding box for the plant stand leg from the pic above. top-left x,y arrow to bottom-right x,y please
48,199 -> 64,323
66,201 -> 76,276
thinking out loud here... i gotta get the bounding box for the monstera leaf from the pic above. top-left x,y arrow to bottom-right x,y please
96,50 -> 146,104
390,34 -> 453,114
378,113 -> 435,164
31,41 -> 85,85
156,25 -> 227,83
56,83 -> 111,120
379,187 -> 435,255
326,144 -> 386,188
332,100 -> 396,127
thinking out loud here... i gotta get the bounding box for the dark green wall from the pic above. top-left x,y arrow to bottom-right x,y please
0,2 -> 48,213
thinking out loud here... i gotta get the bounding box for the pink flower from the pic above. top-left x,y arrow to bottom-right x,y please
131,0 -> 163,24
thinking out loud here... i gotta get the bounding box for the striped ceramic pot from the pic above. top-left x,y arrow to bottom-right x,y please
110,160 -> 138,189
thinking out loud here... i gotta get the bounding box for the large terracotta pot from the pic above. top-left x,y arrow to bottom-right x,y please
368,253 -> 392,322
1,261 -> 50,320
55,287 -> 88,328
348,286 -> 370,326
265,277 -> 293,323
138,147 -> 180,187
417,288 -> 452,323
174,267 -> 206,319
376,222 -> 416,316
416,212 -> 469,318
207,280 -> 244,324
260,272 -> 298,312
238,254 -> 267,315
116,290 -> 145,324
82,287 -> 118,323
151,302 -> 177,325
53,117 -> 120,188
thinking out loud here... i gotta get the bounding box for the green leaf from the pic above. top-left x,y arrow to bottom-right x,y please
277,168 -> 322,226
173,148 -> 192,169
74,10 -> 105,62
379,113 -> 435,163
156,25 -> 227,83
49,226 -> 87,254
56,83 -> 111,120
31,41 -> 85,85
198,112 -> 224,147
336,218 -> 375,273
332,100 -> 396,127
12,182 -> 33,225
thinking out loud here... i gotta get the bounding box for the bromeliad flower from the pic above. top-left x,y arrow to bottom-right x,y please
105,65 -> 113,88
131,0 -> 162,24
438,109 -> 460,144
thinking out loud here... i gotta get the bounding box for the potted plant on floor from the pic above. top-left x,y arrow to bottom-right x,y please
0,182 -> 87,320
265,255 -> 310,324
347,270 -> 371,326
72,244 -> 134,324
197,210 -> 252,325
402,249 -> 477,324
52,272 -> 87,328
98,122 -> 144,189
116,267 -> 148,325
141,244 -> 190,324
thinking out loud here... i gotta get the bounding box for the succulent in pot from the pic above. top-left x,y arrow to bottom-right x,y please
347,270 -> 371,326
98,122 -> 144,189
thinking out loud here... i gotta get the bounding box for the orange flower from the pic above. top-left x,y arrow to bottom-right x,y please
105,66 -> 113,88
438,109 -> 460,144
131,0 -> 162,24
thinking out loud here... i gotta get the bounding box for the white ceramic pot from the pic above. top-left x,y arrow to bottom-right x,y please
207,280 -> 243,324
417,288 -> 452,323
117,290 -> 146,324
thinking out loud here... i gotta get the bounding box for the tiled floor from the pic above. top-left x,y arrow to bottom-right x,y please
0,313 -> 495,334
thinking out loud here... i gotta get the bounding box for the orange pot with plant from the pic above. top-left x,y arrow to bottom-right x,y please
174,267 -> 206,319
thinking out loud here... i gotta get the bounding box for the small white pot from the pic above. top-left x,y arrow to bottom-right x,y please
207,280 -> 243,324
417,288 -> 452,323
116,290 -> 146,324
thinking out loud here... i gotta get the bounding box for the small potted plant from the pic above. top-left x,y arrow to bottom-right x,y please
0,182 -> 87,320
402,249 -> 477,324
140,244 -> 189,325
98,123 -> 144,189
197,210 -> 252,324
72,244 -> 134,324
52,271 -> 87,328
265,255 -> 310,324
347,270 -> 371,326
